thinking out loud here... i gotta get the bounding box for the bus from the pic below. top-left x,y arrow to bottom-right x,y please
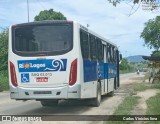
8,20 -> 122,107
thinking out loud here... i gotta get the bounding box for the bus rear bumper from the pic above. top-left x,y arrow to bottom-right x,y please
10,84 -> 81,100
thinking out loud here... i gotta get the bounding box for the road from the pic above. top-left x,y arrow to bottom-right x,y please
0,73 -> 137,116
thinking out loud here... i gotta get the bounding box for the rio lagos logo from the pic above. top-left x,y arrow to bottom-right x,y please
19,63 -> 46,69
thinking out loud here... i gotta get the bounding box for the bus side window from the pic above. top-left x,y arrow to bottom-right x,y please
106,44 -> 108,62
107,45 -> 111,63
80,30 -> 89,59
111,46 -> 115,63
89,35 -> 97,60
97,39 -> 103,62
114,49 -> 117,63
110,46 -> 114,63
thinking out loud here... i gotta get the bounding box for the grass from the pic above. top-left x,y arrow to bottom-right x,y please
106,77 -> 160,124
146,93 -> 160,124
149,83 -> 160,89
146,93 -> 160,115
144,72 -> 149,80
120,70 -> 135,74
133,83 -> 148,92
113,95 -> 140,115
106,95 -> 140,124
0,70 -> 9,92
132,82 -> 160,93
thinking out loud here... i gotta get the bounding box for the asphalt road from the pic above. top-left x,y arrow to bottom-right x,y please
0,72 -> 137,116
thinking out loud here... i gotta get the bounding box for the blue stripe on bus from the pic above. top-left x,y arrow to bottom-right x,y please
83,60 -> 117,82
83,60 -> 97,82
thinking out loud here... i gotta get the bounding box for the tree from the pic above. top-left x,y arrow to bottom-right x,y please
151,51 -> 160,56
0,28 -> 8,71
108,0 -> 160,14
108,0 -> 160,7
140,16 -> 160,51
120,58 -> 129,70
34,9 -> 67,21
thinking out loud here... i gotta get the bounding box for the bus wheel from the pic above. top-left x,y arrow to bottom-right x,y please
92,83 -> 101,107
40,100 -> 58,107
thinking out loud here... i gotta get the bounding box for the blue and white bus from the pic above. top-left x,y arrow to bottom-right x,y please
9,20 -> 121,107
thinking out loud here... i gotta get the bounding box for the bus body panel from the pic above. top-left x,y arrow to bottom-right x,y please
9,22 -> 82,100
9,21 -> 120,102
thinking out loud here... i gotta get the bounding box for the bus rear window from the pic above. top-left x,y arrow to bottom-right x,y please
12,23 -> 73,56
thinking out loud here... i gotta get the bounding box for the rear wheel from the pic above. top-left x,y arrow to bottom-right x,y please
91,83 -> 101,107
40,100 -> 58,107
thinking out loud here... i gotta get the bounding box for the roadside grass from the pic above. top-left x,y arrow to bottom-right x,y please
144,72 -> 149,80
146,93 -> 160,124
133,83 -> 148,92
132,82 -> 160,93
149,83 -> 160,89
106,76 -> 160,124
146,93 -> 160,115
113,95 -> 140,115
106,95 -> 140,124
0,71 -> 9,92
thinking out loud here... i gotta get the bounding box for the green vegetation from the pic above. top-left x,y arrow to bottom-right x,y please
34,9 -> 67,21
151,51 -> 160,57
133,83 -> 148,92
0,28 -> 8,92
0,28 -> 8,71
141,16 -> 160,51
150,83 -> 160,89
146,93 -> 160,115
132,82 -> 160,93
113,96 -> 140,115
120,59 -> 135,74
0,71 -> 9,92
106,95 -> 140,124
106,77 -> 160,123
119,57 -> 149,74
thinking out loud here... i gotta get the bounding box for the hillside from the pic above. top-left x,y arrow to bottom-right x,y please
126,55 -> 146,63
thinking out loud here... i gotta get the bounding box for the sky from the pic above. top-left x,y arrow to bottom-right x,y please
0,0 -> 159,57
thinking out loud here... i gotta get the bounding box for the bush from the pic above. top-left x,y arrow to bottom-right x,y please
0,71 -> 9,92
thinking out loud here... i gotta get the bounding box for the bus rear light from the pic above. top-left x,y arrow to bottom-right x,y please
69,59 -> 77,86
10,61 -> 18,87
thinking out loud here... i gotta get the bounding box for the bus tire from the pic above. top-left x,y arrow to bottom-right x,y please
92,83 -> 101,107
40,100 -> 58,107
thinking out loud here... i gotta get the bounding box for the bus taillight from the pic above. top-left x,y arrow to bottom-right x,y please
69,59 -> 77,86
10,61 -> 18,87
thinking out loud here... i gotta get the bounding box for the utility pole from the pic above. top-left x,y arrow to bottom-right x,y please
27,0 -> 29,22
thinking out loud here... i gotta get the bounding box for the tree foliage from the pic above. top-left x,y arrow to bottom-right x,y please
108,0 -> 160,7
151,51 -> 160,56
120,58 -> 134,71
140,16 -> 160,50
120,58 -> 129,70
0,28 -> 8,71
34,9 -> 67,21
